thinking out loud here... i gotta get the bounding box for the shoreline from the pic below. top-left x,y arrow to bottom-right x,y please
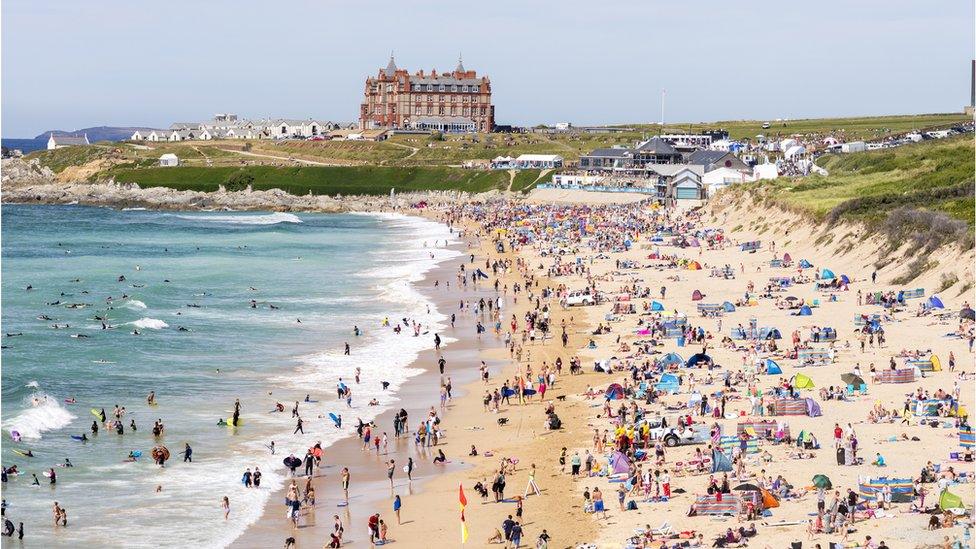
231,212 -> 508,548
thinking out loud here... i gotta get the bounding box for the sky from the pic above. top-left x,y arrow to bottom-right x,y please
2,0 -> 973,137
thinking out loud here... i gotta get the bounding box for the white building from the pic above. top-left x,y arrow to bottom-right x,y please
47,134 -> 89,150
159,153 -> 179,167
670,167 -> 705,200
702,166 -> 749,196
514,154 -> 563,169
754,163 -> 779,180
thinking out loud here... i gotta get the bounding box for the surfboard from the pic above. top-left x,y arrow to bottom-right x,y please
42,471 -> 52,478
130,450 -> 143,458
329,413 -> 341,427
337,501 -> 348,507
70,435 -> 86,441
12,449 -> 33,458
90,408 -> 102,418
219,419 -> 244,427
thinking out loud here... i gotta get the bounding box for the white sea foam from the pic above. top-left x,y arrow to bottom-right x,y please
175,212 -> 303,225
4,390 -> 76,440
129,318 -> 169,329
124,299 -> 147,310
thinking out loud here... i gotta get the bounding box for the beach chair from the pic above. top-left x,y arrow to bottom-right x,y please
649,522 -> 672,536
846,384 -> 855,397
858,384 -> 868,395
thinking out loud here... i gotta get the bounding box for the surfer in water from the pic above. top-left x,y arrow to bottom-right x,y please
147,391 -> 156,405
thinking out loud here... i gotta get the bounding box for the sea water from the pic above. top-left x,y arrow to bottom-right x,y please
0,205 -> 460,547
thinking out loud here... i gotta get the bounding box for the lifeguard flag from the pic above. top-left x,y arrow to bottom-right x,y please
459,483 -> 469,543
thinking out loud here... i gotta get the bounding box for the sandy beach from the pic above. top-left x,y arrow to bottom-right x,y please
228,193 -> 974,549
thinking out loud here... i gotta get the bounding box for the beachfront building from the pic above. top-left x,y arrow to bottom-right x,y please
129,116 -> 356,142
408,116 -> 476,133
359,55 -> 494,132
47,134 -> 89,150
578,147 -> 635,172
687,150 -> 750,172
514,154 -> 563,169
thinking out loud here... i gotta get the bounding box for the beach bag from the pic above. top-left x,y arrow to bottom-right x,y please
836,447 -> 844,465
627,500 -> 637,510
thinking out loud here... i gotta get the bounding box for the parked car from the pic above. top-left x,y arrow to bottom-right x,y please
646,419 -> 709,447
565,291 -> 596,306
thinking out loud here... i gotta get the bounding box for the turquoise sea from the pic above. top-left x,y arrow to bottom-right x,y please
0,205 -> 460,547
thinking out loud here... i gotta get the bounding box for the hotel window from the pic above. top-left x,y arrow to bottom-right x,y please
452,85 -> 457,92
427,84 -> 433,91
438,84 -> 445,91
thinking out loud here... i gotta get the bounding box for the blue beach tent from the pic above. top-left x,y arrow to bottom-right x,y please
656,373 -> 680,394
798,305 -> 813,316
661,352 -> 684,367
820,268 -> 835,280
651,301 -> 665,311
686,353 -> 713,368
722,301 -> 736,313
928,296 -> 945,309
840,275 -> 850,284
765,359 -> 782,375
799,259 -> 813,268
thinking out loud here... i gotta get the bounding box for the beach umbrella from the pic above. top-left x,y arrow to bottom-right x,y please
840,373 -> 865,387
734,483 -> 762,492
811,474 -> 832,489
686,353 -> 712,368
785,296 -> 799,302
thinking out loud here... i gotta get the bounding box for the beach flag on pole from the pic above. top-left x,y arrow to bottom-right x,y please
459,483 -> 469,543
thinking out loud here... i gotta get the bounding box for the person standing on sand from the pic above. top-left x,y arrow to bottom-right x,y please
221,496 -> 230,519
387,459 -> 395,488
341,467 -> 350,502
524,464 -> 541,497
393,494 -> 401,524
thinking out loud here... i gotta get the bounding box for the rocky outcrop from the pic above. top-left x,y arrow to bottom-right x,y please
2,158 -> 55,185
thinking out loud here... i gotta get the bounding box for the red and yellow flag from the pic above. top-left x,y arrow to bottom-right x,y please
459,483 -> 469,543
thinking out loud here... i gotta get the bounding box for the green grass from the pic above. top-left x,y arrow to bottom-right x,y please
742,135 -> 975,226
510,169 -> 544,193
26,145 -> 113,173
104,165 -> 512,196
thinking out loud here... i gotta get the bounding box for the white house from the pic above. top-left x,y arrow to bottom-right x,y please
159,153 -> 179,167
754,163 -> 779,180
47,134 -> 89,150
703,166 -> 749,196
514,154 -> 563,169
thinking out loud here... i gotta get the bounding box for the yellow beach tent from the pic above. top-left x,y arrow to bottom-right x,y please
794,374 -> 815,390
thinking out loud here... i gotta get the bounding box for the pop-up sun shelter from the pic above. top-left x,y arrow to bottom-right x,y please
799,259 -> 813,268
605,383 -> 625,400
656,373 -> 680,394
928,296 -> 945,309
820,268 -> 835,280
793,373 -> 815,389
692,290 -> 704,301
765,359 -> 782,375
796,305 -> 812,316
686,353 -> 713,368
610,450 -> 630,474
661,353 -> 684,367
651,301 -> 665,311
722,301 -> 736,313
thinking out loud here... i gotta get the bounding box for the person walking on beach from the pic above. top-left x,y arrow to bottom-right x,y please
303,452 -> 314,477
183,443 -> 192,463
387,459 -> 396,489
406,457 -> 414,481
524,464 -> 541,497
294,417 -> 304,435
393,494 -> 402,524
221,496 -> 230,519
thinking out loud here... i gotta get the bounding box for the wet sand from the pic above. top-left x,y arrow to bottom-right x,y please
233,224 -> 507,548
